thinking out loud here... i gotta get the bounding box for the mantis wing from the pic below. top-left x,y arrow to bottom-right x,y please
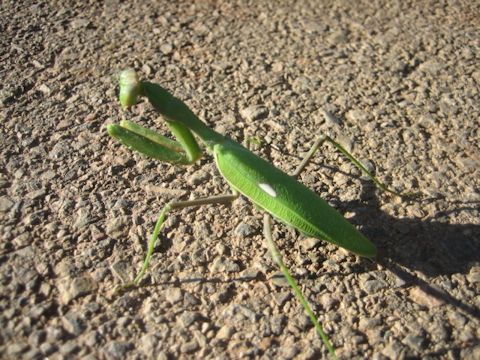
214,140 -> 377,258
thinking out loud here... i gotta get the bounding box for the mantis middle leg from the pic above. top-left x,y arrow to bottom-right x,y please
132,191 -> 239,286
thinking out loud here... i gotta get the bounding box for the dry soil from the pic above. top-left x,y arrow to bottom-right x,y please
1,1 -> 479,359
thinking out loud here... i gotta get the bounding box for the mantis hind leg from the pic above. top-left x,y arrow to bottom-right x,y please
260,140 -> 339,358
294,134 -> 403,197
263,214 -> 337,358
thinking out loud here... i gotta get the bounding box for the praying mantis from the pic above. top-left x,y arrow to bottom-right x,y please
107,69 -> 404,358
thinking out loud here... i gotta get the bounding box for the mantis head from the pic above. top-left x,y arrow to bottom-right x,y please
119,69 -> 142,109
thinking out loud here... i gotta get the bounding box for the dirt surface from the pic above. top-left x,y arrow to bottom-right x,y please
1,0 -> 479,359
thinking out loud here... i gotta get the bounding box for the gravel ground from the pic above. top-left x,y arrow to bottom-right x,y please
1,0 -> 479,359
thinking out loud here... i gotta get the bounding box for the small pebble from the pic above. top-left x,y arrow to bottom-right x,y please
234,222 -> 255,237
179,311 -> 201,328
0,196 -> 14,212
165,287 -> 183,304
409,286 -> 445,308
240,105 -> 269,122
216,325 -> 235,340
160,43 -> 173,54
62,312 -> 85,336
102,341 -> 133,360
58,276 -> 96,304
300,237 -> 321,250
209,256 -> 240,273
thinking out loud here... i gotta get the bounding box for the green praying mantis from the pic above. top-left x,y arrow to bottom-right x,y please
107,69 -> 405,358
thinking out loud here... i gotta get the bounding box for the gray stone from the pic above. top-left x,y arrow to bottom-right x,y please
27,188 -> 46,200
0,196 -> 14,212
225,304 -> 257,322
272,62 -> 284,72
448,312 -> 467,327
180,340 -> 199,354
273,291 -> 291,307
270,315 -> 286,335
462,345 -> 480,360
360,279 -> 388,294
165,287 -> 183,304
183,291 -> 201,307
62,312 -> 85,336
280,345 -> 299,359
105,216 -> 128,238
428,321 -> 449,342
28,330 -> 46,347
179,311 -> 201,327
70,18 -> 90,29
39,343 -> 57,356
187,170 -> 209,186
82,355 -> 98,360
234,222 -> 255,237
58,275 -> 96,304
74,207 -> 92,228
54,259 -> 75,277
7,342 -> 29,356
110,260 -> 131,284
292,76 -> 311,93
418,60 -> 444,74
318,293 -> 339,311
0,177 -> 9,188
12,232 -> 30,247
23,349 -> 42,360
216,325 -> 235,340
382,340 -> 408,359
46,326 -> 66,341
409,286 -> 444,308
321,109 -> 342,126
327,29 -> 349,44
458,326 -> 475,343
466,267 -> 480,284
300,237 -> 321,250
215,243 -> 228,255
103,341 -> 133,359
209,256 -> 240,273
59,341 -> 79,355
240,105 -> 269,122
140,334 -> 158,355
403,334 -> 426,351
160,43 -> 173,54
359,317 -> 382,331
346,109 -> 370,124
84,331 -> 100,347
240,268 -> 261,280
49,141 -> 72,160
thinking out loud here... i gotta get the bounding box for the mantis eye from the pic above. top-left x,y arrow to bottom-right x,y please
258,183 -> 277,197
119,69 -> 141,109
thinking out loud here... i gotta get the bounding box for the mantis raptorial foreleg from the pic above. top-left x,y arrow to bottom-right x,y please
108,120 -> 202,165
132,191 -> 239,286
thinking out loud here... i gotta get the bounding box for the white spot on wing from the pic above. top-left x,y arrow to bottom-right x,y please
258,183 -> 277,197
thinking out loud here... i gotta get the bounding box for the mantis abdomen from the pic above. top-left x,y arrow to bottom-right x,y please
214,140 -> 377,258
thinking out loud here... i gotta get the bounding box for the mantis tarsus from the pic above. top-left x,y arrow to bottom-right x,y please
107,69 -> 404,358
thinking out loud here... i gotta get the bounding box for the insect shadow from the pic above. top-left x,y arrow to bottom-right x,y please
337,179 -> 480,320
141,162 -> 479,320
